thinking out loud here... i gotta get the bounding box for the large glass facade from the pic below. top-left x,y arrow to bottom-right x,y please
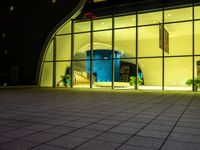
39,2 -> 200,91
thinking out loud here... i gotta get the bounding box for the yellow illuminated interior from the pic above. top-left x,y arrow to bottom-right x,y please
40,5 -> 200,90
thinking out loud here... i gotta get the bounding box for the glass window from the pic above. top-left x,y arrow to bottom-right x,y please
114,58 -> 137,89
138,25 -> 162,57
74,33 -> 90,60
72,60 -> 90,88
40,62 -> 53,87
93,30 -> 112,56
56,35 -> 71,61
44,40 -> 53,61
74,20 -> 91,33
195,56 -> 200,78
93,18 -> 112,31
138,11 -> 162,26
164,22 -> 192,56
56,61 -> 71,87
164,7 -> 192,22
138,58 -> 162,90
164,57 -> 192,91
56,21 -> 71,35
115,28 -> 136,58
195,21 -> 200,55
115,15 -> 136,28
92,59 -> 112,88
194,6 -> 200,19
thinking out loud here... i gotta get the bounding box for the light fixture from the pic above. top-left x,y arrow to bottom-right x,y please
167,14 -> 171,17
2,33 -> 6,38
10,6 -> 14,11
52,0 -> 56,3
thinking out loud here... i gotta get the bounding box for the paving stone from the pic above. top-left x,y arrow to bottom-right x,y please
0,136 -> 14,144
177,121 -> 200,129
118,144 -> 155,150
173,126 -> 200,135
161,140 -> 200,150
96,131 -> 131,143
0,139 -> 38,150
0,126 -> 15,133
24,123 -> 53,131
1,128 -> 36,138
168,132 -> 200,144
43,126 -> 76,135
98,119 -> 121,125
3,121 -> 33,128
84,123 -> 113,131
48,135 -> 87,149
144,124 -> 173,132
68,129 -> 101,139
63,121 -> 90,128
110,126 -> 139,135
137,129 -> 169,139
127,135 -> 164,149
120,122 -> 146,129
75,140 -> 120,150
22,132 -> 59,143
32,144 -> 67,150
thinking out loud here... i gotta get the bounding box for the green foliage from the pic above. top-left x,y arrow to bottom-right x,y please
61,75 -> 71,83
186,77 -> 200,91
129,76 -> 143,86
186,77 -> 200,87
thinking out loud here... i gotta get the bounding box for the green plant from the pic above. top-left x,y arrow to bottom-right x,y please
186,77 -> 200,91
129,76 -> 143,86
57,74 -> 71,87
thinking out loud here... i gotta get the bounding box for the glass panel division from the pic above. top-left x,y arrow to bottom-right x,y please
138,25 -> 162,57
56,61 -> 71,87
74,20 -> 91,33
164,57 -> 192,91
72,60 -> 90,88
92,59 -> 112,88
194,5 -> 200,19
40,62 -> 53,86
115,28 -> 136,58
164,22 -> 192,56
115,15 -> 136,28
93,18 -> 112,31
56,35 -> 71,61
56,21 -> 71,35
195,21 -> 200,55
164,7 -> 192,23
44,40 -> 53,61
93,30 -> 112,51
114,58 -> 138,89
74,33 -> 90,60
138,11 -> 162,26
138,58 -> 162,90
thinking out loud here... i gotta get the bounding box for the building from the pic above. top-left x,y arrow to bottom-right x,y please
38,0 -> 200,91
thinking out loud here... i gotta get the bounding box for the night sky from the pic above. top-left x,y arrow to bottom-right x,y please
0,0 -> 80,85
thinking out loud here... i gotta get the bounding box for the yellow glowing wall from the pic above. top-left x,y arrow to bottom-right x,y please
40,5 -> 200,89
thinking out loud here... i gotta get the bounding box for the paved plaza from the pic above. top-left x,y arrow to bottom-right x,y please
0,88 -> 200,150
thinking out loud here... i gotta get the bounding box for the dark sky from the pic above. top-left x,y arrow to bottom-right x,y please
0,0 -> 80,85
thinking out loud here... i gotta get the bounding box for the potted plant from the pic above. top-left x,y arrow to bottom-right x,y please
186,77 -> 200,91
129,76 -> 143,88
57,74 -> 71,87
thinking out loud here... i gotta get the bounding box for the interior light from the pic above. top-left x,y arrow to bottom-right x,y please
167,14 -> 171,17
10,6 -> 14,11
2,33 -> 6,38
52,0 -> 56,3
101,22 -> 105,25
